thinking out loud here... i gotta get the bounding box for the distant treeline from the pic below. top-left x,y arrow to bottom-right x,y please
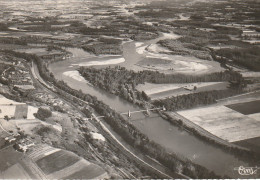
82,43 -> 122,55
216,46 -> 260,71
79,27 -> 121,36
0,37 -> 28,45
153,89 -> 242,111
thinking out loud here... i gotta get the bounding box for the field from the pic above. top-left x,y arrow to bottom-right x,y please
63,163 -> 108,179
0,95 -> 24,105
241,72 -> 260,78
1,163 -> 31,179
0,105 -> 16,119
27,145 -> 108,179
0,95 -> 38,120
235,137 -> 260,153
0,143 -> 108,179
27,106 -> 38,120
177,104 -> 260,142
0,104 -> 37,120
226,100 -> 260,115
0,146 -> 24,176
36,150 -> 80,175
14,104 -> 28,119
136,82 -> 228,100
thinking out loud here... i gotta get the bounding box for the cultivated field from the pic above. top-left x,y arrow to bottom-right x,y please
0,146 -> 27,178
0,105 -> 16,119
0,143 -> 108,179
36,149 -> 80,175
27,145 -> 108,179
226,100 -> 260,115
1,163 -> 31,179
0,95 -> 24,105
14,104 -> 28,119
0,95 -> 38,120
177,105 -> 260,142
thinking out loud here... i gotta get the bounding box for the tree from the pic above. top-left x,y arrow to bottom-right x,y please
4,115 -> 9,121
35,107 -> 52,120
142,91 -> 150,101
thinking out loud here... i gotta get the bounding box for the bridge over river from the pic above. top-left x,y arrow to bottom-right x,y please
85,107 -> 166,120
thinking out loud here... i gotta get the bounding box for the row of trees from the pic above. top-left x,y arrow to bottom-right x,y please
153,89 -> 242,111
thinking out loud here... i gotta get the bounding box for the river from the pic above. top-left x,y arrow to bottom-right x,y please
48,34 -> 256,178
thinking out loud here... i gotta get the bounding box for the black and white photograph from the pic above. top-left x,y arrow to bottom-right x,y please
0,0 -> 259,179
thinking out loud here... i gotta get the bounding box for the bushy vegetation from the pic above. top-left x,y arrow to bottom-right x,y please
158,39 -> 212,60
131,32 -> 159,41
0,37 -> 28,45
82,43 -> 122,55
36,126 -> 53,136
34,107 -> 52,120
79,26 -> 121,36
216,47 -> 260,71
0,23 -> 8,31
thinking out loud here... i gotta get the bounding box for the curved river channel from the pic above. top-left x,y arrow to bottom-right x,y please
49,35 -> 256,178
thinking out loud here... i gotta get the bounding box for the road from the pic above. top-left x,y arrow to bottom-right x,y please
30,60 -> 187,178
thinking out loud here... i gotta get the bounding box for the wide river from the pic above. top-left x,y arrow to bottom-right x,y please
49,35 -> 256,178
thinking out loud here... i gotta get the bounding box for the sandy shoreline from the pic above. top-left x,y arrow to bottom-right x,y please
72,57 -> 125,66
63,71 -> 87,82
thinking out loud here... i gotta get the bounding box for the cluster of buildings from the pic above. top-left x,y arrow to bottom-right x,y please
4,134 -> 35,152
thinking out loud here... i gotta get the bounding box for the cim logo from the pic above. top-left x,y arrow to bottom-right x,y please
234,166 -> 259,176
